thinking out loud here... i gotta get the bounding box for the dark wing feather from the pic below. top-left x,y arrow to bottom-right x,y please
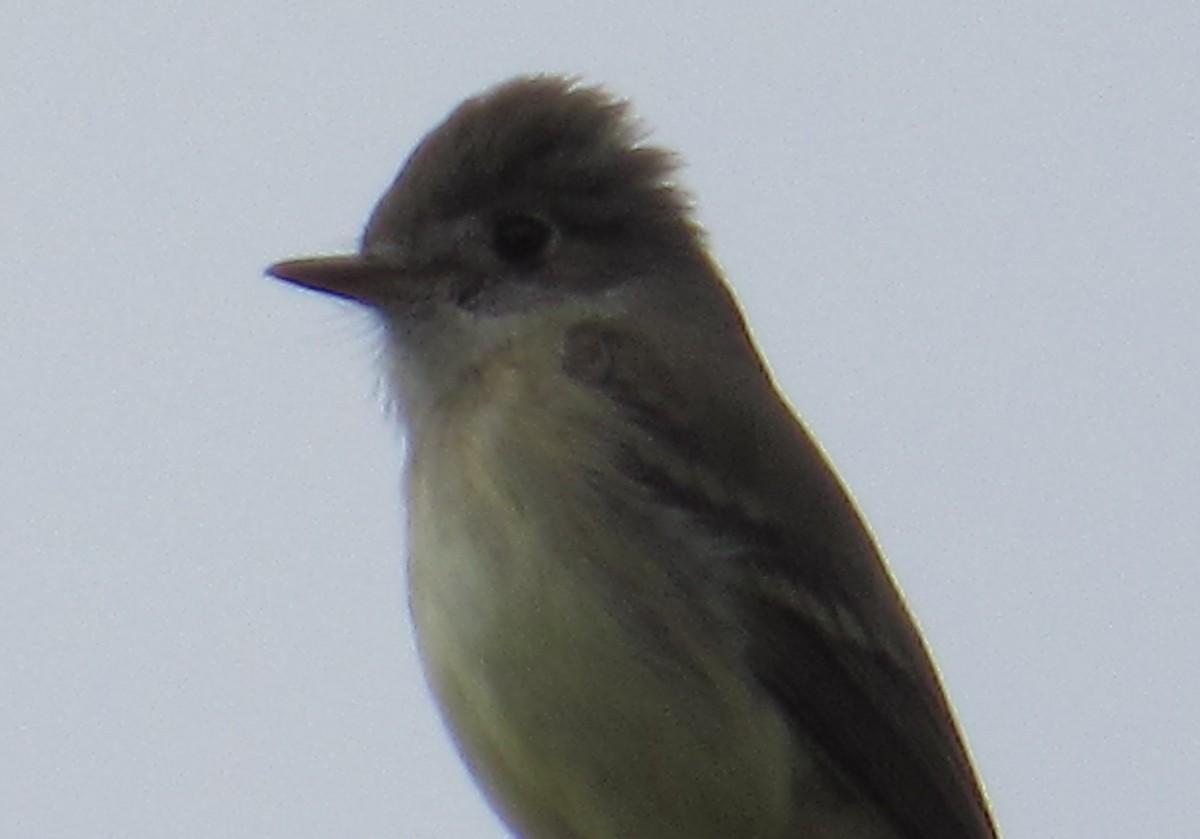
562,319 -> 998,839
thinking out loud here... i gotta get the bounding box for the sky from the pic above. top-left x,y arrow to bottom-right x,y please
3,3 -> 1198,837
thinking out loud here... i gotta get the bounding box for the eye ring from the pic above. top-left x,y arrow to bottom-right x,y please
490,212 -> 556,266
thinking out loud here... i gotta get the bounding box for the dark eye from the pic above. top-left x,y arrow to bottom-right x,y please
491,213 -> 555,265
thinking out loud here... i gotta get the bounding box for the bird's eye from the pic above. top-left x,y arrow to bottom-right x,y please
491,213 -> 555,265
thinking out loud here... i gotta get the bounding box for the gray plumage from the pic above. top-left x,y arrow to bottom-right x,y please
269,76 -> 999,839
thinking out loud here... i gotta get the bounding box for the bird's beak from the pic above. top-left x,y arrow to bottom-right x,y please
266,255 -> 397,305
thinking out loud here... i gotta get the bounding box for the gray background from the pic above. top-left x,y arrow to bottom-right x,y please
4,2 -> 1198,837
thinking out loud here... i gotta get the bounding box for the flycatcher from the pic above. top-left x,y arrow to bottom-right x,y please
268,76 -> 999,839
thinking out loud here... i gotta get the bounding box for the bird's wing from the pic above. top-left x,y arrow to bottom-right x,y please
561,318 -> 999,839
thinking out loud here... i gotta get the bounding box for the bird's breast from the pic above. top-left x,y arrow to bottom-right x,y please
401,347 -> 797,839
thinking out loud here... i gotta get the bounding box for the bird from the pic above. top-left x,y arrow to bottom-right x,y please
267,75 -> 999,839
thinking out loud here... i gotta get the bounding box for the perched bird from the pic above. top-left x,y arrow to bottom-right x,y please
268,76 -> 999,839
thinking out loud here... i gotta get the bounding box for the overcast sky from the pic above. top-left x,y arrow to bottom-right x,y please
3,3 -> 1198,837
